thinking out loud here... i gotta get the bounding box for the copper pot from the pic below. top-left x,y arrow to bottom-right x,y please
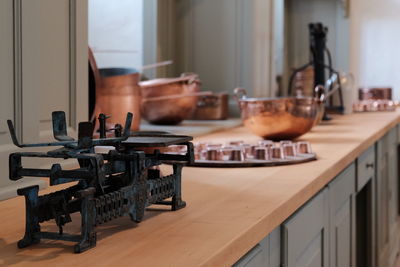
89,48 -> 141,130
139,73 -> 201,98
96,68 -> 141,130
190,93 -> 229,120
234,87 -> 325,140
141,91 -> 212,125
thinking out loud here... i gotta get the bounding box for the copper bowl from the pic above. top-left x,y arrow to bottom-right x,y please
139,73 -> 200,98
234,88 -> 325,140
141,92 -> 212,125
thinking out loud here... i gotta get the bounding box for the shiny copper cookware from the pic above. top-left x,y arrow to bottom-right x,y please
139,73 -> 202,125
89,48 -> 141,130
139,73 -> 201,98
190,93 -> 229,120
234,87 -> 325,140
141,91 -> 212,125
358,87 -> 392,100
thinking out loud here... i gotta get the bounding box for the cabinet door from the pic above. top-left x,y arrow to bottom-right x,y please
233,227 -> 281,267
329,163 -> 356,267
282,188 -> 329,267
0,0 -> 14,146
0,0 -> 88,200
387,127 -> 399,266
376,132 -> 391,267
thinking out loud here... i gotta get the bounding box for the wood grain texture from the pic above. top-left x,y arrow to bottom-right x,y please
1,111 -> 400,267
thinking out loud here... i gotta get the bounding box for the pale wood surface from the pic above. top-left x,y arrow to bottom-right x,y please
1,111 -> 400,267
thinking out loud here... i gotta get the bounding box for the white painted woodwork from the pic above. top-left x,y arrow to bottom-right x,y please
88,0 -> 144,69
0,0 -> 14,145
21,0 -> 71,138
0,0 -> 88,200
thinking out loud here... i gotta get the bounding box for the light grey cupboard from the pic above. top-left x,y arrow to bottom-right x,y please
282,188 -> 329,267
0,0 -> 88,199
328,163 -> 356,267
376,127 -> 399,267
233,227 -> 280,267
233,130 -> 400,267
355,146 -> 376,267
281,164 -> 356,267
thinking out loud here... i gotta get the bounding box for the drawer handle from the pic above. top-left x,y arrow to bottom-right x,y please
366,163 -> 374,169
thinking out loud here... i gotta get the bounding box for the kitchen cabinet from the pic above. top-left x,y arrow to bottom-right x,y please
355,146 -> 376,267
0,0 -> 14,146
282,188 -> 329,267
376,127 -> 399,267
233,227 -> 280,267
328,163 -> 356,267
0,0 -> 88,199
281,164 -> 355,267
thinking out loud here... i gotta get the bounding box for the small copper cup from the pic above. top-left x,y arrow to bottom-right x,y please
297,141 -> 312,154
229,148 -> 244,161
280,140 -> 292,147
206,148 -> 222,161
242,144 -> 254,159
254,147 -> 269,160
220,146 -> 234,161
270,147 -> 284,160
282,144 -> 296,157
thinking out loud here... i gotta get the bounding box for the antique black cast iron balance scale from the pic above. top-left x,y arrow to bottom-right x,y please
7,111 -> 194,253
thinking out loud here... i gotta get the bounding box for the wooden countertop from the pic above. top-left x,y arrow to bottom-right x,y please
1,111 -> 400,267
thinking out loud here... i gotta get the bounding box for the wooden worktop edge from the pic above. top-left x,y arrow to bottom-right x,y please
202,115 -> 400,267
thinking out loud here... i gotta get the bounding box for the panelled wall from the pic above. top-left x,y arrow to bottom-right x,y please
0,0 -> 88,199
174,0 -> 275,98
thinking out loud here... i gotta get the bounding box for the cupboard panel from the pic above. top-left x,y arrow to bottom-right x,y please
283,188 -> 329,267
21,0 -> 71,141
0,0 -> 14,144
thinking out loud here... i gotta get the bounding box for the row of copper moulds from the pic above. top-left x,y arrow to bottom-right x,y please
165,140 -> 313,162
354,87 -> 397,112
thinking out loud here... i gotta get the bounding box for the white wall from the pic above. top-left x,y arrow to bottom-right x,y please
89,0 -> 143,69
350,0 -> 400,101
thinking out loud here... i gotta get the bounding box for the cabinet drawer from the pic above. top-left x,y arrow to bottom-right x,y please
357,145 -> 375,192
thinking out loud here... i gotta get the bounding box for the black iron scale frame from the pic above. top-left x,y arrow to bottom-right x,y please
7,111 -> 194,253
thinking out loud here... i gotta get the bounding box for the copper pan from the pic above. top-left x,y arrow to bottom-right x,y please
139,73 -> 201,98
96,69 -> 142,130
234,87 -> 325,140
89,48 -> 141,131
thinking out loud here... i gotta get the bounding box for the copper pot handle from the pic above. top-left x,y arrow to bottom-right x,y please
180,72 -> 200,85
234,88 -> 248,101
314,85 -> 326,102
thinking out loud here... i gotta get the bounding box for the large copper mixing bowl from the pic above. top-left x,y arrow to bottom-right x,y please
234,88 -> 325,140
